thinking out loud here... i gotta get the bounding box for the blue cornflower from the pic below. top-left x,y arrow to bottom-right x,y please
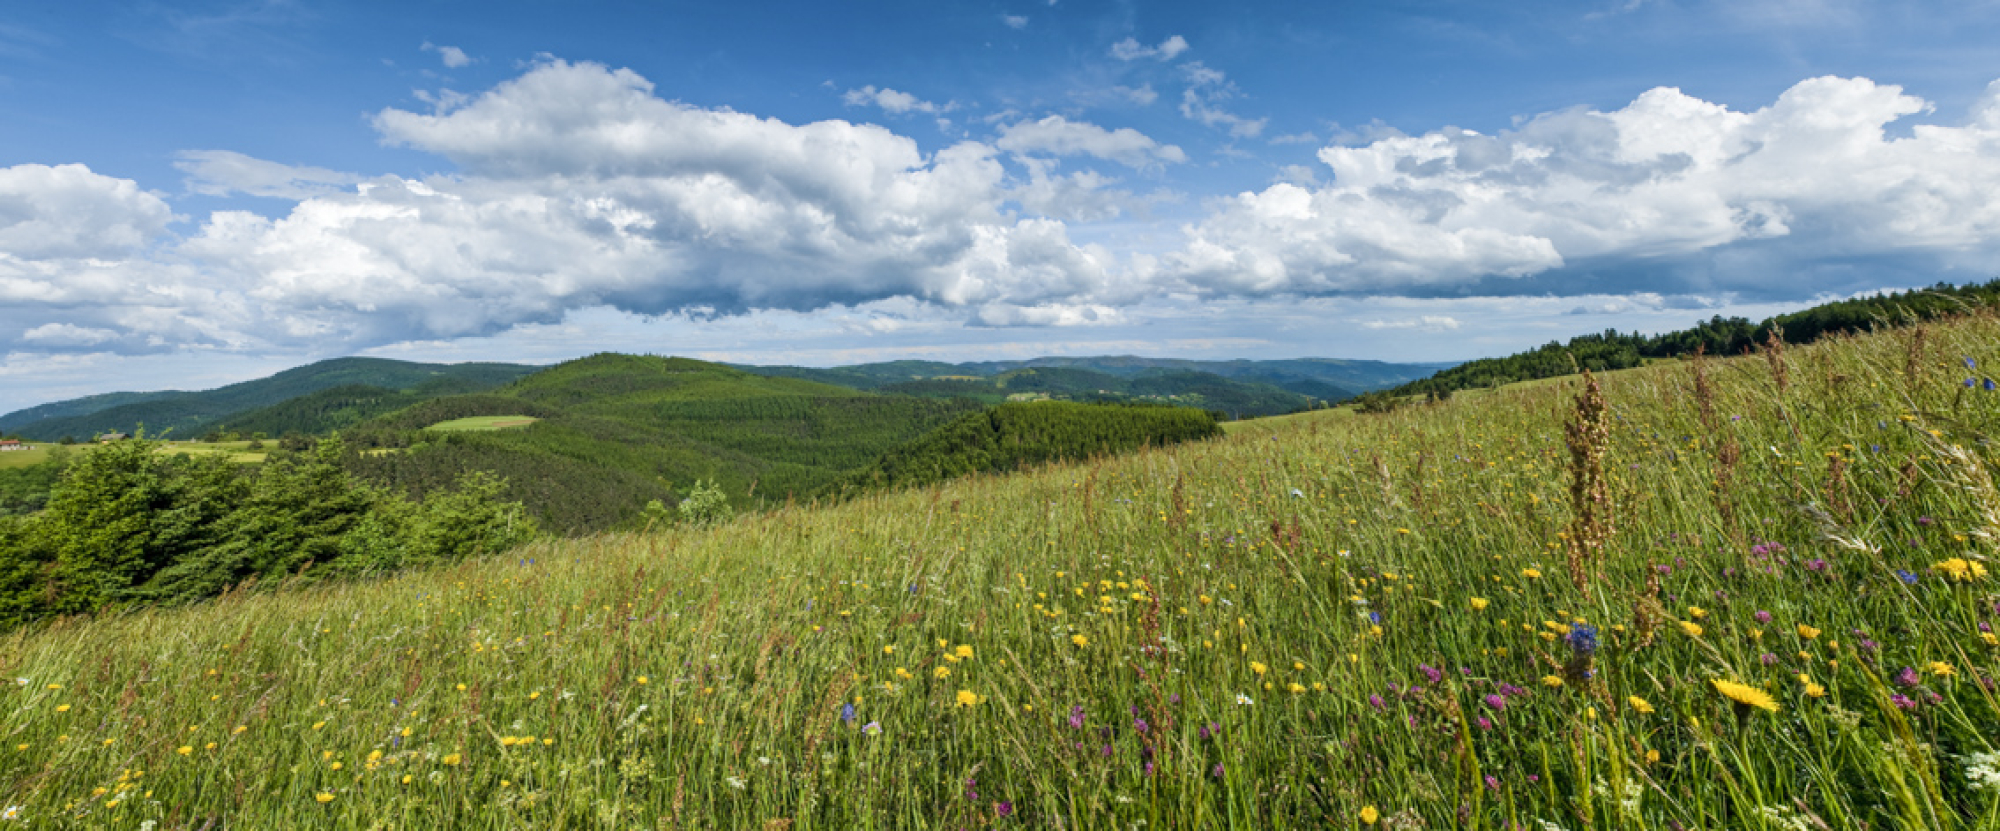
1968,357 -> 1978,369
1564,624 -> 1600,656
1368,611 -> 1382,625
840,702 -> 856,724
1986,378 -> 1996,392
1895,569 -> 1919,585
1966,378 -> 1978,389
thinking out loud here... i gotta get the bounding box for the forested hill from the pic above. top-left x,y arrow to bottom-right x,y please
339,354 -> 990,534
735,355 -> 1451,403
843,400 -> 1224,493
1,357 -> 540,440
1389,279 -> 2000,399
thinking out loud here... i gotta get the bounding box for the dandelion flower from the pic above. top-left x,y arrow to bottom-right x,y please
176,746 -> 192,756
1804,683 -> 1826,698
1071,634 -> 1088,647
1927,661 -> 1956,678
1521,568 -> 1542,579
1679,621 -> 1703,638
955,690 -> 980,708
1711,679 -> 1779,713
1250,662 -> 1268,676
934,667 -> 952,680
1469,597 -> 1489,610
1627,696 -> 1654,714
1541,675 -> 1564,688
442,753 -> 462,766
315,793 -> 334,804
1796,624 -> 1821,640
1360,805 -> 1380,825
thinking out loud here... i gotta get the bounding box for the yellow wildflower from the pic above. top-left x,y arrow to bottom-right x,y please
1361,805 -> 1380,825
1627,696 -> 1654,714
1796,624 -> 1821,640
955,689 -> 980,707
1071,634 -> 1088,647
1679,621 -> 1703,638
1469,597 -> 1489,610
1711,679 -> 1779,713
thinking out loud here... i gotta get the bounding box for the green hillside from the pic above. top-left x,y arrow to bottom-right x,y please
847,400 -> 1223,491
341,355 -> 988,534
733,354 -> 1455,404
6,312 -> 1999,827
3,357 -> 540,441
1391,278 -> 2000,399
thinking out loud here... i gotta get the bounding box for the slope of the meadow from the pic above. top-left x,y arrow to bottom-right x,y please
4,318 -> 1999,828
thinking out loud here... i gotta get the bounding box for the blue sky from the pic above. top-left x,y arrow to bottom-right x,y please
3,0 -> 2000,407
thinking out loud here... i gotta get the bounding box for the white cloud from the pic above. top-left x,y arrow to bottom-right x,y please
1109,35 -> 1189,61
174,150 -> 359,199
422,41 -> 472,68
20,323 -> 118,346
1116,84 -> 1158,106
1179,61 -> 1266,138
1001,14 -> 1028,29
1168,75 -> 2000,298
0,163 -> 176,260
146,60 -> 1110,351
995,115 -> 1187,168
841,85 -> 946,115
1360,316 -> 1461,331
12,64 -> 2000,367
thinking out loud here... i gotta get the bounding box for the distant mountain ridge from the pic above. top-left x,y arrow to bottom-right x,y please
733,355 -> 1454,404
1,357 -> 541,440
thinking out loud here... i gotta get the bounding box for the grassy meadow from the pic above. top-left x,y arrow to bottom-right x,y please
425,416 -> 542,432
3,315 -> 2000,829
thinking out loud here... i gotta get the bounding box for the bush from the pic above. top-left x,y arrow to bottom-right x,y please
676,479 -> 733,526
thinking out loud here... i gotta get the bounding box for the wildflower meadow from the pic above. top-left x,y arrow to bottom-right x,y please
4,313 -> 2000,829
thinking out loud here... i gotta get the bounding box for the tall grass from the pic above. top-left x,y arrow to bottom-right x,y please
4,315 -> 1999,829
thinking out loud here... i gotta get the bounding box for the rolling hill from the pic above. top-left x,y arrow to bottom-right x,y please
734,354 -> 1452,402
339,354 -> 991,534
1,357 -> 540,441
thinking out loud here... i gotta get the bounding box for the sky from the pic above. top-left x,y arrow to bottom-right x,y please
3,0 -> 2000,409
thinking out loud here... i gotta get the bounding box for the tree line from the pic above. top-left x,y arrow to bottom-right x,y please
0,434 -> 534,631
1392,279 -> 2000,399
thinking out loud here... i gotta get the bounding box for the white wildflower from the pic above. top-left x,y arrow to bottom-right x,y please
725,776 -> 747,790
1968,751 -> 2000,794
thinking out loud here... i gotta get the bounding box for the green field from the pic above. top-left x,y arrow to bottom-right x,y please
3,316 -> 2000,828
424,415 -> 542,432
0,444 -> 59,470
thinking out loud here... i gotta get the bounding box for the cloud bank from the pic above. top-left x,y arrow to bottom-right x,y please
4,63 -> 2000,360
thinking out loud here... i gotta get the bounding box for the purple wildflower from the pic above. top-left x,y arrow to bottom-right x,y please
1754,610 -> 1772,624
1483,694 -> 1507,712
1895,667 -> 1921,688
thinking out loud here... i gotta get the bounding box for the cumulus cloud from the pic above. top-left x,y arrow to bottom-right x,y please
422,41 -> 472,68
1179,62 -> 1266,138
174,150 -> 359,199
1360,316 -> 1462,331
1109,35 -> 1189,61
20,323 -> 119,346
841,85 -> 946,115
11,65 -> 2000,362
1117,84 -> 1158,106
1001,14 -> 1028,29
996,115 -> 1186,168
1,60 -> 1114,355
0,163 -> 176,260
1168,75 -> 2000,299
